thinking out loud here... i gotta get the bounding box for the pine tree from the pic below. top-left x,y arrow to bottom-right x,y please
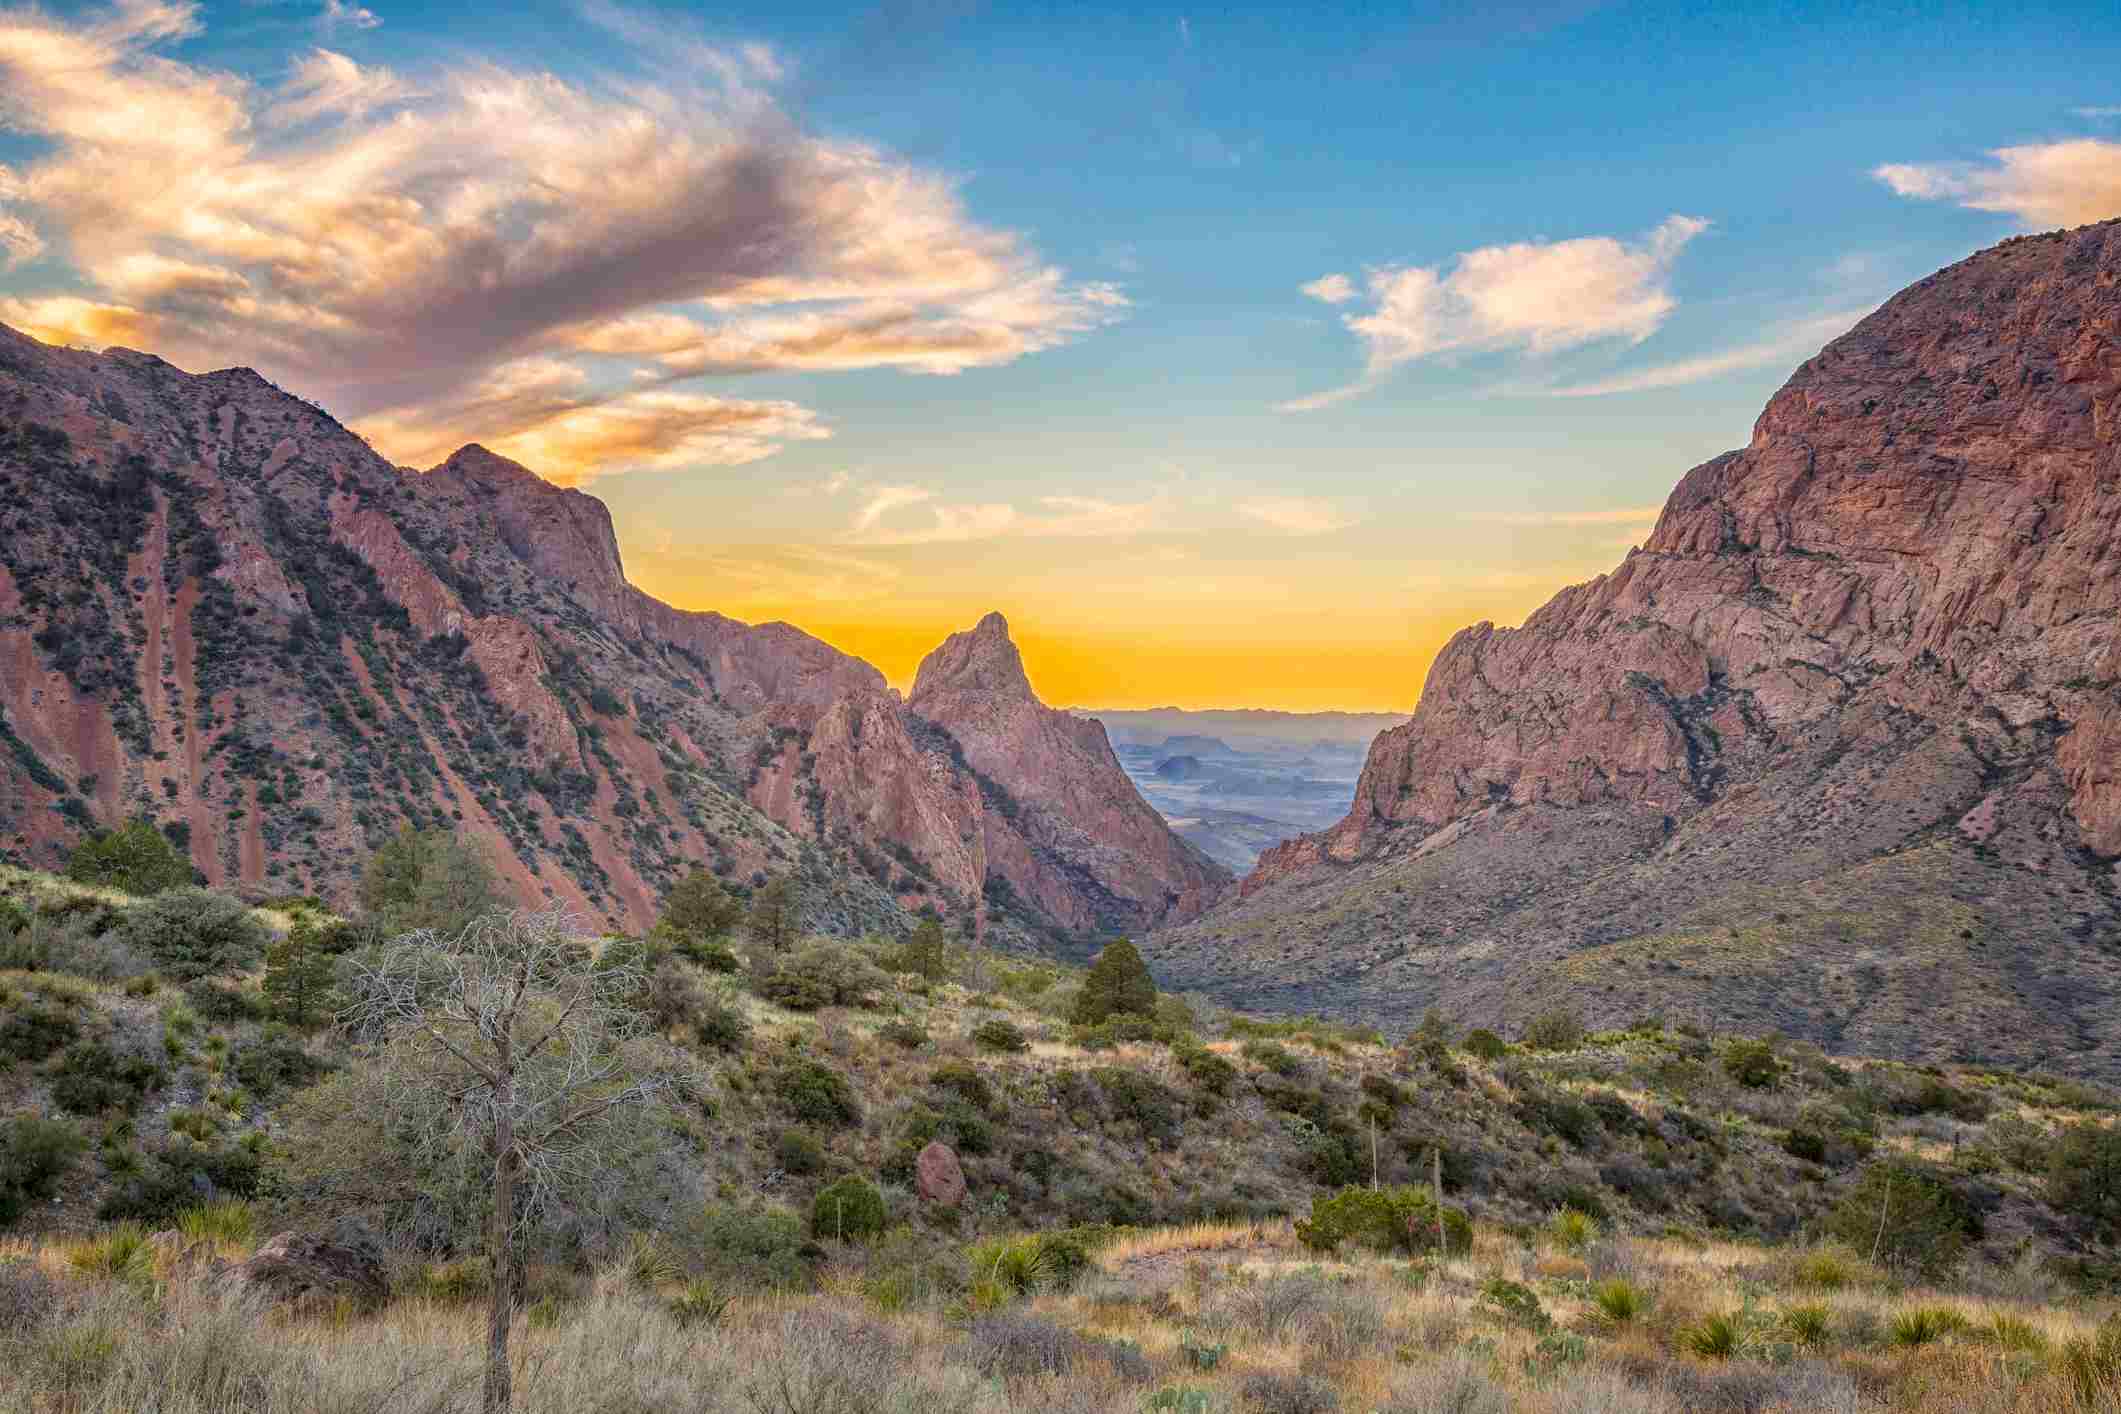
263,915 -> 339,1027
658,870 -> 741,944
746,875 -> 800,953
1072,938 -> 1157,1025
893,916 -> 949,981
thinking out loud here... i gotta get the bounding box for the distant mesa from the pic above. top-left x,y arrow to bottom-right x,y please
1158,734 -> 1240,758
1153,755 -> 1205,781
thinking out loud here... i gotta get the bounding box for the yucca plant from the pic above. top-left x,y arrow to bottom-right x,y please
667,1278 -> 733,1329
1679,1313 -> 1742,1359
1889,1306 -> 1968,1348
175,1198 -> 255,1246
1591,1277 -> 1646,1325
1549,1205 -> 1600,1253
1781,1302 -> 1831,1348
967,1234 -> 1053,1297
68,1224 -> 155,1285
1986,1313 -> 2047,1353
623,1232 -> 681,1290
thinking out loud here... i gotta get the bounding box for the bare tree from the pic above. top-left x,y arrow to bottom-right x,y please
343,907 -> 691,1414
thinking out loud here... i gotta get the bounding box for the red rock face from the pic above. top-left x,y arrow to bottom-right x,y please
908,613 -> 1228,934
1254,220 -> 2121,889
0,326 -> 1214,941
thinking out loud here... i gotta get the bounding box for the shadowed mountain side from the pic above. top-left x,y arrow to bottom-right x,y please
1150,222 -> 2121,1081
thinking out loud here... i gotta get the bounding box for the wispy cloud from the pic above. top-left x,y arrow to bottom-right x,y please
1545,308 -> 1867,397
1236,495 -> 1354,535
1467,505 -> 1664,526
1283,215 -> 1708,411
2074,105 -> 2121,121
1299,273 -> 1357,304
847,488 -> 1172,546
0,0 -> 1121,479
1875,139 -> 2121,227
319,0 -> 380,32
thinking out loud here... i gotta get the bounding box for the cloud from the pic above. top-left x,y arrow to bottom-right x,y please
1468,505 -> 1664,526
319,0 -> 381,32
0,211 -> 42,269
1283,215 -> 1708,411
1235,495 -> 1353,535
1875,140 -> 2121,227
1300,273 -> 1356,304
846,487 -> 1173,545
2073,105 -> 2121,121
362,357 -> 828,483
0,0 -> 1119,478
1545,308 -> 1867,397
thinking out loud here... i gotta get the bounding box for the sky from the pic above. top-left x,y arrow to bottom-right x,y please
3,1 -> 2119,710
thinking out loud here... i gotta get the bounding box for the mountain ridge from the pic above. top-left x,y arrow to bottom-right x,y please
0,325 -> 1223,939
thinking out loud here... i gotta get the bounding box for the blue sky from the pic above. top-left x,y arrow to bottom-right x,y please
3,0 -> 2118,705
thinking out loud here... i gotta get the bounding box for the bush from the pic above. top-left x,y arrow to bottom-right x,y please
877,1019 -> 928,1049
1464,1028 -> 1506,1061
50,1042 -> 163,1115
1071,939 -> 1157,1026
775,1128 -> 826,1176
1294,1185 -> 1472,1256
119,888 -> 268,981
1521,1006 -> 1585,1051
1093,1067 -> 1185,1146
181,977 -> 268,1024
1821,1161 -> 1980,1278
810,1176 -> 886,1242
1240,1372 -> 1339,1414
966,1231 -> 1096,1297
1176,1044 -> 1237,1096
658,870 -> 742,945
1722,1037 -> 1781,1089
929,1061 -> 993,1110
1889,1305 -> 1968,1347
781,1059 -> 861,1130
971,1018 -> 1028,1053
1782,1127 -> 1828,1163
686,1203 -> 812,1288
0,999 -> 78,1064
98,1139 -> 263,1223
1679,1312 -> 1742,1359
2047,1121 -> 2121,1238
66,819 -> 193,896
891,918 -> 949,981
693,984 -> 751,1052
0,1115 -> 86,1225
1591,1277 -> 1646,1324
1242,1039 -> 1301,1076
758,942 -> 891,1011
229,1034 -> 333,1100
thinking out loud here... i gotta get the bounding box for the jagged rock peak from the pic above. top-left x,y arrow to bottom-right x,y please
910,611 -> 1034,703
424,443 -> 629,603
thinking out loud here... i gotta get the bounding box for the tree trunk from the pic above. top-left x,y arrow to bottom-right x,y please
485,1072 -> 516,1411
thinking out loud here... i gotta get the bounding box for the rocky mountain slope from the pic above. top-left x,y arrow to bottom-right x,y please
1150,221 -> 2121,1081
0,324 -> 1222,938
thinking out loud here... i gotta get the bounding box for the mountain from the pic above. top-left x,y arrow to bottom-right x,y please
1088,708 -> 1406,752
1149,222 -> 2121,1081
0,325 -> 1222,939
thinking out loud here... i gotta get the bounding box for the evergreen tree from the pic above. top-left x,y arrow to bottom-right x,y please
65,818 -> 192,896
658,870 -> 742,944
262,914 -> 339,1028
1072,938 -> 1157,1025
746,875 -> 800,953
360,827 -> 501,937
893,916 -> 949,981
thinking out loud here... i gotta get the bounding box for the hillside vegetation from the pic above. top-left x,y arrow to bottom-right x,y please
2,831 -> 2119,1411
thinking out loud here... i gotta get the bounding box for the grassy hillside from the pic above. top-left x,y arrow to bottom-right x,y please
2,863 -> 2119,1410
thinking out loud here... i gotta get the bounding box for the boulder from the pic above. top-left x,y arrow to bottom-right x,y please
913,1141 -> 967,1207
216,1219 -> 389,1311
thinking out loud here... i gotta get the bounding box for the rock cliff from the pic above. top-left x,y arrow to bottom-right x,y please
0,325 -> 1217,939
1156,222 -> 2121,1080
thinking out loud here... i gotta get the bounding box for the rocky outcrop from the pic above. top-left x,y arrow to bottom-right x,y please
914,1140 -> 967,1206
1164,224 -> 2121,1081
0,326 -> 1199,942
909,613 -> 1227,934
215,1221 -> 390,1312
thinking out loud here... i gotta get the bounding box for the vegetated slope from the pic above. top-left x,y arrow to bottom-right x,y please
1151,222 -> 2121,1081
0,325 -> 1220,939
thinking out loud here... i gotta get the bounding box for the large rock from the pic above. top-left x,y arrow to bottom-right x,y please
1157,222 -> 2121,1081
215,1220 -> 390,1312
914,1141 -> 967,1207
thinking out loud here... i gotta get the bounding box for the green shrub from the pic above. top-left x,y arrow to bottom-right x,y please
1591,1277 -> 1646,1325
810,1176 -> 886,1242
2046,1121 -> 2121,1238
658,870 -> 742,946
261,917 -> 339,1027
1479,1277 -> 1550,1332
1176,1044 -> 1236,1096
50,1042 -> 163,1115
929,1061 -> 993,1110
890,918 -> 949,982
1821,1161 -> 1980,1278
1294,1184 -> 1472,1256
877,1018 -> 928,1049
1521,1006 -> 1585,1051
1548,1206 -> 1599,1252
66,819 -> 193,896
1093,1067 -> 1184,1146
119,888 -> 268,981
1679,1312 -> 1741,1359
229,1034 -> 333,1100
971,1018 -> 1029,1053
1242,1039 -> 1301,1076
180,977 -> 268,1024
692,984 -> 751,1052
0,1000 -> 78,1065
1889,1305 -> 1968,1347
1464,1028 -> 1506,1061
1781,1302 -> 1831,1347
1071,939 -> 1156,1026
1722,1037 -> 1781,1089
1071,1015 -> 1177,1049
97,1139 -> 263,1223
757,942 -> 891,1011
774,1128 -> 826,1176
781,1059 -> 861,1130
685,1204 -> 811,1289
0,1115 -> 86,1225
1782,1127 -> 1828,1163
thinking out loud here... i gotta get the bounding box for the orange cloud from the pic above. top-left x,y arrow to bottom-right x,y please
0,1 -> 1120,477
